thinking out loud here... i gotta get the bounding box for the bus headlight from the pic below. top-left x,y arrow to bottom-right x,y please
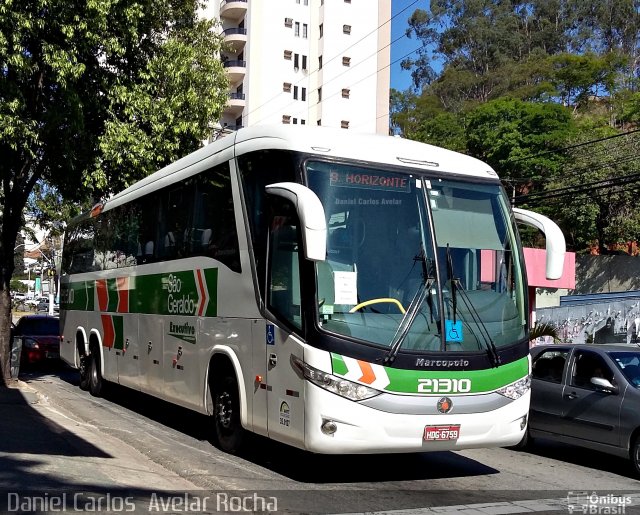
292,356 -> 381,401
496,375 -> 531,400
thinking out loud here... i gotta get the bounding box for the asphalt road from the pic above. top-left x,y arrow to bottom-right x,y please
6,363 -> 640,514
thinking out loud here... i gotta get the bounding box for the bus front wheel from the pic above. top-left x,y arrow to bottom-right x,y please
89,347 -> 104,397
213,372 -> 244,454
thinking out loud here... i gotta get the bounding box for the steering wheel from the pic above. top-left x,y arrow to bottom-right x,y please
349,298 -> 406,314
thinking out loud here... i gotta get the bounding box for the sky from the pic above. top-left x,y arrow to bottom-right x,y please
390,0 -> 424,92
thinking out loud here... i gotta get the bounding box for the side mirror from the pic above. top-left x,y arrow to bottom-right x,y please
591,376 -> 618,394
266,182 -> 327,262
513,208 -> 565,280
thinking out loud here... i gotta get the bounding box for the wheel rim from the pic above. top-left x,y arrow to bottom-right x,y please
216,391 -> 233,430
91,355 -> 97,385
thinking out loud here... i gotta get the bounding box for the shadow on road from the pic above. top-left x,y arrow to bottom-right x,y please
518,437 -> 637,479
0,383 -> 111,494
32,364 -> 501,484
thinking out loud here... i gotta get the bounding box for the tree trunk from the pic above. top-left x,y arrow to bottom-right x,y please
0,287 -> 12,386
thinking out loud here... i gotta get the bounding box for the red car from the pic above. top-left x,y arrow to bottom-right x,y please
12,314 -> 61,365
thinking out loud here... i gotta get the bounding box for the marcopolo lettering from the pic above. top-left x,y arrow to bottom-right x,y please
415,358 -> 470,368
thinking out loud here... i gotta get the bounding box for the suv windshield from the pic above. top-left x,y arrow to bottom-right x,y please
306,161 -> 526,353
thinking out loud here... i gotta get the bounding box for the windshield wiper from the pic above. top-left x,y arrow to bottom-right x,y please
382,246 -> 435,365
445,245 -> 501,367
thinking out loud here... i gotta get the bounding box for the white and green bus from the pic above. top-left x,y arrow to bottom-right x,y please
60,126 -> 565,454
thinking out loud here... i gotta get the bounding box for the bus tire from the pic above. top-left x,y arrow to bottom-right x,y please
89,346 -> 104,397
212,371 -> 244,454
79,353 -> 90,391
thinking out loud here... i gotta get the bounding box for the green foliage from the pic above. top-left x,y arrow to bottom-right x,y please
395,0 -> 640,254
9,280 -> 27,294
0,0 -> 229,382
530,322 -> 559,342
466,99 -> 575,189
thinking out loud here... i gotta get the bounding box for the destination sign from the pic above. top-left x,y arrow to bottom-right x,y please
329,170 -> 411,193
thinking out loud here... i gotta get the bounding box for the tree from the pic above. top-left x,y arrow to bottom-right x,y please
0,0 -> 228,384
465,98 -> 576,192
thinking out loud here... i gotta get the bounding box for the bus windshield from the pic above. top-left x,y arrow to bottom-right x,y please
306,160 -> 526,353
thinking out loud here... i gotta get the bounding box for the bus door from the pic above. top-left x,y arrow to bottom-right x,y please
263,198 -> 306,446
139,314 -> 165,395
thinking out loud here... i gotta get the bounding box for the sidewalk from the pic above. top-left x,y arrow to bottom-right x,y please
0,379 -> 199,497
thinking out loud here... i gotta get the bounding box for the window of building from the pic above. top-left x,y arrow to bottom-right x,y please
301,119 -> 306,125
341,120 -> 349,129
344,0 -> 351,3
318,87 -> 322,102
319,23 -> 323,38
293,118 -> 298,124
294,53 -> 299,70
295,22 -> 300,37
318,55 -> 323,69
343,24 -> 351,34
301,87 -> 306,101
342,56 -> 351,66
282,115 -> 291,124
283,82 -> 292,92
342,88 -> 350,98
284,50 -> 292,60
285,18 -> 293,28
293,85 -> 298,100
317,119 -> 321,126
302,55 -> 307,70
304,0 -> 308,4
303,23 -> 308,38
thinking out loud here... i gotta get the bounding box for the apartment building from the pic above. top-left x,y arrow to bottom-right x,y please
203,0 -> 391,136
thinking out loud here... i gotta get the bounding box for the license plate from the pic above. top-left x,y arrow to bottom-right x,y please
423,424 -> 460,441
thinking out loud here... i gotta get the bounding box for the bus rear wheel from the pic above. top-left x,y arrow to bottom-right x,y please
213,372 -> 244,454
79,353 -> 90,391
89,347 -> 104,397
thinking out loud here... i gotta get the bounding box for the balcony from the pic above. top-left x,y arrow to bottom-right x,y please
223,59 -> 246,83
220,0 -> 247,22
224,92 -> 246,115
223,27 -> 247,53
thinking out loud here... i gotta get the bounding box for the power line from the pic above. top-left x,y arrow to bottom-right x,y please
507,128 -> 640,164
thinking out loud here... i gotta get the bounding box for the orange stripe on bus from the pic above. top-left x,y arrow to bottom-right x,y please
101,315 -> 115,348
116,276 -> 129,313
96,280 -> 108,312
196,269 -> 206,316
357,360 -> 376,384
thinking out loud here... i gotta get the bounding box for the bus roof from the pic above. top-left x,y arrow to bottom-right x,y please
103,125 -> 500,212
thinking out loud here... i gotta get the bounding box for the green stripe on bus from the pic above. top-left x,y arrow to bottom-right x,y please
65,269 -> 218,317
382,357 -> 527,393
107,278 -> 119,312
331,354 -> 349,376
330,352 -> 528,394
113,316 -> 124,350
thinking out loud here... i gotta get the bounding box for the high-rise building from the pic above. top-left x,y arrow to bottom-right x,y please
203,0 -> 391,137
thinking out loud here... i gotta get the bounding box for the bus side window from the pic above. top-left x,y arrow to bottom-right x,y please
267,198 -> 302,331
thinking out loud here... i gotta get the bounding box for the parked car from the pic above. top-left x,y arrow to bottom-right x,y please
35,298 -> 59,314
524,343 -> 640,474
11,314 -> 61,366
